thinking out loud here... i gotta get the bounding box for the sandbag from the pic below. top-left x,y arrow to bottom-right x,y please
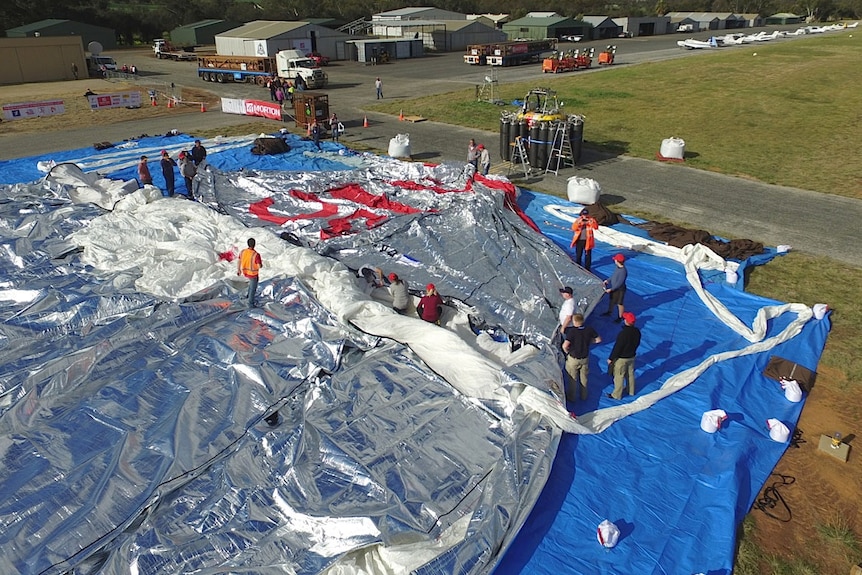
251,137 -> 290,155
780,379 -> 803,403
700,409 -> 727,433
597,519 -> 620,548
567,176 -> 601,204
660,137 -> 685,159
812,303 -> 829,320
388,133 -> 411,158
767,418 -> 790,443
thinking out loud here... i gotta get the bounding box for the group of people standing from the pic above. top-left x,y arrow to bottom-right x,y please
137,139 -> 207,199
268,77 -> 300,106
467,139 -> 491,176
559,225 -> 641,405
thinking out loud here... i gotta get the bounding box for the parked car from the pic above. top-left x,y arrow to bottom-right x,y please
306,51 -> 330,66
562,35 -> 583,42
618,31 -> 633,38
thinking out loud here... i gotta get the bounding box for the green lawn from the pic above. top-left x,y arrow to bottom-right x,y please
370,34 -> 862,200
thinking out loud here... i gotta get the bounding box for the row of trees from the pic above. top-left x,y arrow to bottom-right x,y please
2,0 -> 859,45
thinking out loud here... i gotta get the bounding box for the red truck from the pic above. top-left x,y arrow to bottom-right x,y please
470,39 -> 557,67
542,49 -> 594,73
307,52 -> 330,66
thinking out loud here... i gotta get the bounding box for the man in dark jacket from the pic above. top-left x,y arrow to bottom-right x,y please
602,253 -> 628,322
159,150 -> 177,197
190,140 -> 207,167
607,312 -> 641,400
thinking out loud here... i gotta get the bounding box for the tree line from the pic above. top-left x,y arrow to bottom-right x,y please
2,0 -> 859,45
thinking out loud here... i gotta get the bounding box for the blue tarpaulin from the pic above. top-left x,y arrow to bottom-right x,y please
0,131 -> 829,575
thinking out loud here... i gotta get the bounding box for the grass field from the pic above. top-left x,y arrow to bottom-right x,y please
371,32 -> 862,574
370,33 -> 862,200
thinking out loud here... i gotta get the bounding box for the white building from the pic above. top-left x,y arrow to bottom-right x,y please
215,20 -> 352,61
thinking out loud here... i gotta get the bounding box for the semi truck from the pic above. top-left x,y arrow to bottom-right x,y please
275,50 -> 328,89
196,51 -> 327,88
153,39 -> 197,61
464,39 -> 557,67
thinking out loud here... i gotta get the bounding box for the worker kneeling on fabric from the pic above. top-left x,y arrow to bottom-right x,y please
417,283 -> 444,324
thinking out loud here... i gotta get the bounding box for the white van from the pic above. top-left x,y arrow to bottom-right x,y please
87,55 -> 118,73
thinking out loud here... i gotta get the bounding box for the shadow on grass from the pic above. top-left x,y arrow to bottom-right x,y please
586,139 -> 630,156
598,194 -> 626,206
411,151 -> 439,160
325,82 -> 363,90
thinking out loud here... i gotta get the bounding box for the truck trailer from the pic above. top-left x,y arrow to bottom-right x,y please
153,39 -> 198,61
465,39 -> 557,67
197,54 -> 277,84
197,52 -> 327,89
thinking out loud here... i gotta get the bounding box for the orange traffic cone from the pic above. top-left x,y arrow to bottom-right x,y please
151,97 -> 157,107
363,115 -> 369,128
200,101 -> 206,113
399,109 -> 404,121
167,98 -> 173,109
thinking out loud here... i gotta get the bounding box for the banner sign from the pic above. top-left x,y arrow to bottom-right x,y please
220,98 -> 246,115
219,98 -> 282,120
243,100 -> 282,121
87,91 -> 142,110
2,100 -> 65,121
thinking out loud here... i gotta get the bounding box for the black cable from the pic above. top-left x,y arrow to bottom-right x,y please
753,472 -> 795,522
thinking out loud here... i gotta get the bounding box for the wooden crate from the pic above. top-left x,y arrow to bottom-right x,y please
293,92 -> 329,129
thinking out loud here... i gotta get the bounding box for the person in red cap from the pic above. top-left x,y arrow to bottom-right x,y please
607,311 -> 641,400
570,208 -> 599,271
417,283 -> 444,324
386,272 -> 409,314
602,253 -> 628,322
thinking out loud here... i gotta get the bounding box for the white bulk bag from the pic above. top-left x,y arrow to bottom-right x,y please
566,176 -> 602,204
767,418 -> 791,443
812,303 -> 829,320
660,137 -> 685,159
597,519 -> 620,548
780,379 -> 803,403
388,133 -> 411,158
700,409 -> 728,433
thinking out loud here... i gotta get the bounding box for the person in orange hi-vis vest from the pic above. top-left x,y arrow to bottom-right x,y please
237,238 -> 263,307
570,208 -> 599,271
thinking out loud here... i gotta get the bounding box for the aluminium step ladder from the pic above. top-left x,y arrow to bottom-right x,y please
545,122 -> 575,175
507,136 -> 533,178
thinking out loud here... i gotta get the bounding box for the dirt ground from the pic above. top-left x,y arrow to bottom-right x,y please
752,364 -> 862,573
1,80 -> 859,574
0,79 -> 214,135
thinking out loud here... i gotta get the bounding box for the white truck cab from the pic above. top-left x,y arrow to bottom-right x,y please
275,50 -> 328,89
